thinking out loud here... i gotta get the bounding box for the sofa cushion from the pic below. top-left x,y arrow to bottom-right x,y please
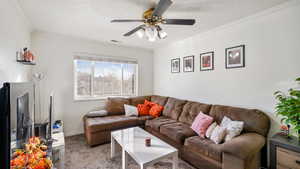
151,95 -> 169,106
184,136 -> 223,162
85,115 -> 138,133
130,96 -> 151,106
137,115 -> 154,126
209,105 -> 270,136
105,97 -> 130,115
160,122 -> 196,145
162,97 -> 187,120
179,101 -> 212,125
145,116 -> 177,131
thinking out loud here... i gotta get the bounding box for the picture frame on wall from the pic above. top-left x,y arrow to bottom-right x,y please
225,45 -> 245,69
183,55 -> 194,72
200,52 -> 214,71
171,58 -> 180,73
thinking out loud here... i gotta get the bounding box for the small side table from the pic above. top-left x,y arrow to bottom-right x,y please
52,132 -> 65,169
269,133 -> 300,169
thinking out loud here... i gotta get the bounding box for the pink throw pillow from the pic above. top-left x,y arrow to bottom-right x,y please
191,112 -> 213,137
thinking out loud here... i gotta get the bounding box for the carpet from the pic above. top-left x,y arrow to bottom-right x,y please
65,135 -> 195,169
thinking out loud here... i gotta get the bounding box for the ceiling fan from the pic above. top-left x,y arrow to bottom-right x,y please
111,0 -> 196,42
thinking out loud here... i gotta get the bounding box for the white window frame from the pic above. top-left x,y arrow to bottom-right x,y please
73,55 -> 139,101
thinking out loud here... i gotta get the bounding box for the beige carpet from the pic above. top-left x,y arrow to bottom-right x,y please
65,135 -> 195,169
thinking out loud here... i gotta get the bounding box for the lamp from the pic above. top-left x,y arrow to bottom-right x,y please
138,25 -> 168,42
33,72 -> 45,123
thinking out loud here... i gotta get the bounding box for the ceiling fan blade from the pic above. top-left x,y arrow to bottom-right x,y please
123,25 -> 145,37
153,0 -> 173,16
163,19 -> 196,25
111,19 -> 145,23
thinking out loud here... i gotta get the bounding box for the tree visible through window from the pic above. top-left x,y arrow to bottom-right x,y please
74,57 -> 138,100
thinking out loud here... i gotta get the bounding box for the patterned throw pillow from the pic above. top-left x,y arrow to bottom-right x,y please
210,125 -> 226,144
149,104 -> 164,118
221,116 -> 244,142
220,116 -> 232,127
124,104 -> 138,117
205,122 -> 217,138
191,112 -> 213,138
144,100 -> 155,107
137,104 -> 151,116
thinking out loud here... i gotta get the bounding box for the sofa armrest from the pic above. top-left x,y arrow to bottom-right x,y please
221,133 -> 266,159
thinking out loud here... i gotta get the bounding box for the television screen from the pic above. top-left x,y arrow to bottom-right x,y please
16,93 -> 33,148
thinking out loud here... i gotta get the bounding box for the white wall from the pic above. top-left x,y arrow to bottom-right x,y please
0,0 -> 32,85
153,2 -> 300,136
31,31 -> 153,136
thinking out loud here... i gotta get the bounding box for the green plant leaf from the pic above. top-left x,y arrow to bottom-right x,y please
274,77 -> 300,132
274,91 -> 282,95
280,118 -> 287,124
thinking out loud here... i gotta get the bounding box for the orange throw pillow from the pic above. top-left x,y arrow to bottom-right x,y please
144,100 -> 155,107
137,104 -> 151,116
149,104 -> 164,118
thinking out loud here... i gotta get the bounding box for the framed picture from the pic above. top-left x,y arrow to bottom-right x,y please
183,56 -> 194,72
200,52 -> 214,71
171,58 -> 180,73
225,45 -> 245,69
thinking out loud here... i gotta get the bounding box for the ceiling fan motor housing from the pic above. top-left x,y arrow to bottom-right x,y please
143,8 -> 163,26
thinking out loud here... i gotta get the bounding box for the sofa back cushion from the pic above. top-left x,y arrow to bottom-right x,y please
209,105 -> 270,136
151,95 -> 168,106
162,97 -> 187,120
105,97 -> 130,115
130,96 -> 151,106
179,101 -> 212,125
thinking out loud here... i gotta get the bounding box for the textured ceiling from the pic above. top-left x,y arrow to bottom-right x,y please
18,0 -> 289,49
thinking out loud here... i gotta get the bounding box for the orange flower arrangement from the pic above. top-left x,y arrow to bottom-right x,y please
10,137 -> 52,169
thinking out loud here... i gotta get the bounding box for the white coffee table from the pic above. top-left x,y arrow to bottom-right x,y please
111,127 -> 178,169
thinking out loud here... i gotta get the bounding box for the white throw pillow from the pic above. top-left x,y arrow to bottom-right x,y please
220,116 -> 232,128
124,104 -> 138,117
221,116 -> 244,142
210,125 -> 226,144
205,122 -> 217,138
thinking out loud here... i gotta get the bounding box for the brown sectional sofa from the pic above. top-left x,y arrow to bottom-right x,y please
83,95 -> 270,169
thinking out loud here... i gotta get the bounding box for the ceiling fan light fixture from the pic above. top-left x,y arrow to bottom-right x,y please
136,28 -> 145,38
111,0 -> 195,41
148,36 -> 156,42
145,26 -> 157,41
158,29 -> 167,39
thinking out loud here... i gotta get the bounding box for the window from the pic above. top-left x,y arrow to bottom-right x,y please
74,55 -> 138,100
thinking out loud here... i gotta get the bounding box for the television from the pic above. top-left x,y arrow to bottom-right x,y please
16,93 -> 33,148
0,82 -> 34,169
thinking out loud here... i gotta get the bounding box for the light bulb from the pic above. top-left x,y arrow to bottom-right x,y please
136,29 -> 144,38
145,26 -> 157,40
148,36 -> 156,42
158,30 -> 167,39
145,27 -> 150,38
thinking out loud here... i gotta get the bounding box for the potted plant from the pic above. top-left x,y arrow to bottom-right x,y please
274,77 -> 300,139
